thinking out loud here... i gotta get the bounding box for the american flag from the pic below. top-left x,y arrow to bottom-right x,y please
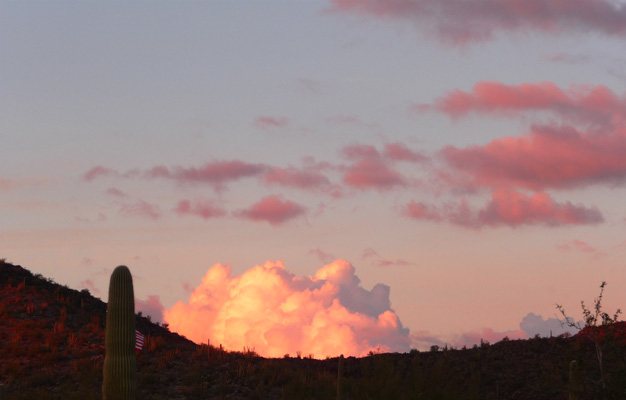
135,330 -> 145,351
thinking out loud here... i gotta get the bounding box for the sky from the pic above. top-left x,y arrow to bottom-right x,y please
2,0 -> 626,357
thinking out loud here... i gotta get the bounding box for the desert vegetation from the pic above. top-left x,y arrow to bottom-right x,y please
1,260 -> 626,399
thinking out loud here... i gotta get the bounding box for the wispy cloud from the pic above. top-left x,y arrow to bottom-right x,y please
405,189 -> 603,228
416,82 -> 626,129
174,199 -> 226,220
119,200 -> 162,220
255,116 -> 289,129
330,0 -> 626,46
556,239 -> 606,258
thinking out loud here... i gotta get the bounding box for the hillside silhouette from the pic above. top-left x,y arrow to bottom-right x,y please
1,260 -> 625,399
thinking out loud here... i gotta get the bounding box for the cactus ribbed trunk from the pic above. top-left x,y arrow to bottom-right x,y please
569,360 -> 582,400
103,265 -> 136,400
337,354 -> 344,400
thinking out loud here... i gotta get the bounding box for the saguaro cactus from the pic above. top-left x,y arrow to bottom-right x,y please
103,265 -> 136,400
569,360 -> 582,400
337,354 -> 344,400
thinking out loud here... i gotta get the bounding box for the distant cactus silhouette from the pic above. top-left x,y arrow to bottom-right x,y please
337,354 -> 344,400
102,265 -> 136,400
569,360 -> 582,400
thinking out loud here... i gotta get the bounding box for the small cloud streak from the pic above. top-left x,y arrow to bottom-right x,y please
235,195 -> 306,225
174,199 -> 226,220
557,239 -> 606,258
405,189 -> 603,228
164,259 -> 410,358
255,116 -> 289,129
105,187 -> 127,197
309,248 -> 337,264
362,247 -> 412,267
119,200 -> 162,220
383,142 -> 427,163
83,166 -> 118,181
146,161 -> 266,189
330,0 -> 626,46
417,82 -> 625,129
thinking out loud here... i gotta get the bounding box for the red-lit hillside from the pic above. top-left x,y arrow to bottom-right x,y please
1,260 -> 626,399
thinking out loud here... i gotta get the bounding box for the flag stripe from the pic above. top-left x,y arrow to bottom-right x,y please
135,330 -> 145,351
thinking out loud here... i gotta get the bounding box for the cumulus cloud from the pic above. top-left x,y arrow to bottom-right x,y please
330,0 -> 626,46
235,195 -> 306,225
174,199 -> 226,220
411,328 -> 527,350
519,312 -> 580,337
136,295 -> 165,324
405,189 -> 603,228
164,259 -> 411,358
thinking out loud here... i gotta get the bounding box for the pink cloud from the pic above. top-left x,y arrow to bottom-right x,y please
383,142 -> 427,163
262,166 -> 330,189
235,195 -> 306,225
119,200 -> 162,220
405,189 -> 603,228
557,239 -> 606,258
262,166 -> 344,198
341,144 -> 407,190
164,259 -> 410,357
255,116 -> 289,129
478,189 -> 603,227
417,82 -> 625,129
105,187 -> 127,197
146,160 -> 266,188
82,166 -> 140,181
309,248 -> 336,264
441,124 -> 626,191
83,166 -> 117,181
362,247 -> 412,267
174,199 -> 226,220
330,0 -> 626,46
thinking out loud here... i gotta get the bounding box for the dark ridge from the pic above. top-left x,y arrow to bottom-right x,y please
1,260 -> 626,399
